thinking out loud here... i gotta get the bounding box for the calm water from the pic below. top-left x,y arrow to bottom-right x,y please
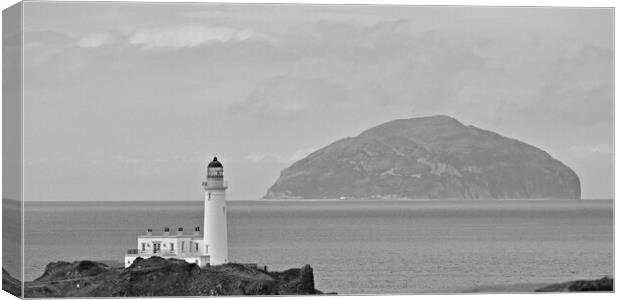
17,200 -> 613,294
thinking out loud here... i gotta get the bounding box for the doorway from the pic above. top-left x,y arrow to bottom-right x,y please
153,242 -> 161,254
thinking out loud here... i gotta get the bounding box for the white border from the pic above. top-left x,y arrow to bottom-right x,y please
0,1 -> 616,300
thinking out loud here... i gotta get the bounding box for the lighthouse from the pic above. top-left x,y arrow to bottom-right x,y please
202,157 -> 229,265
124,156 -> 229,268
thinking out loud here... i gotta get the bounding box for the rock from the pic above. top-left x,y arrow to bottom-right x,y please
536,276 -> 613,292
298,264 -> 315,294
9,257 -> 322,297
2,268 -> 22,297
267,264 -> 315,294
265,115 -> 581,200
34,260 -> 109,282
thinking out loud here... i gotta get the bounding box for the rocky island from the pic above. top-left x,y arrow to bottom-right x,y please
3,257 -> 322,297
265,115 -> 580,200
536,276 -> 613,292
4,260 -> 611,296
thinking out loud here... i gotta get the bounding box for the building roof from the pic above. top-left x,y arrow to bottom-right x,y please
208,157 -> 223,168
137,234 -> 204,240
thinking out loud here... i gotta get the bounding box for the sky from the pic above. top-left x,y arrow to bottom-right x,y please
17,2 -> 613,201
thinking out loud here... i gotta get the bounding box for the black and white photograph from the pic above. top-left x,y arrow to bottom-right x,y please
1,0 -> 615,297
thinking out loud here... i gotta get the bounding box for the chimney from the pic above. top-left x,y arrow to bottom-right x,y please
164,227 -> 170,236
146,228 -> 152,236
177,227 -> 184,236
194,226 -> 200,235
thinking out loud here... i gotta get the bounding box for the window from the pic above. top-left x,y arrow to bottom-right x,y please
208,192 -> 211,200
170,243 -> 174,252
141,243 -> 145,252
205,245 -> 208,254
181,241 -> 185,252
195,243 -> 199,252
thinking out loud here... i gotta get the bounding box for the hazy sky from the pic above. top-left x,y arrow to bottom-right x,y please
20,2 -> 613,201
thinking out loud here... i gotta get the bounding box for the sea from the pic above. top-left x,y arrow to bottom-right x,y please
7,199 -> 614,294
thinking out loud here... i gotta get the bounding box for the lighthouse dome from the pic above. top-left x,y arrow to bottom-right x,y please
208,157 -> 223,168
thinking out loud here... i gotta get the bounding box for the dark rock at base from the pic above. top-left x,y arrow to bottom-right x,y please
2,268 -> 22,297
267,264 -> 315,294
34,260 -> 109,282
536,276 -> 613,292
10,257 -> 322,297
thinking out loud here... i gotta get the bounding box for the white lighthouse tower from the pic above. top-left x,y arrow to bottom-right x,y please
202,157 -> 229,265
124,156 -> 229,268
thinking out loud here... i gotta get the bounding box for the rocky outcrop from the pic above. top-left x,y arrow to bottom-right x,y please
34,260 -> 109,282
536,276 -> 613,292
265,115 -> 580,200
4,257 -> 322,297
2,268 -> 22,297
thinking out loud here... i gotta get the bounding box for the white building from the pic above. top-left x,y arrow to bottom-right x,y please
124,157 -> 229,268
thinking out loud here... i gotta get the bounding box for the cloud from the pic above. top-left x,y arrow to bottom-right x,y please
289,147 -> 317,162
244,152 -> 276,163
182,6 -> 393,28
129,24 -> 262,49
76,32 -> 116,48
517,44 -> 613,127
245,147 -> 318,164
569,144 -> 613,156
230,76 -> 348,118
24,31 -> 73,65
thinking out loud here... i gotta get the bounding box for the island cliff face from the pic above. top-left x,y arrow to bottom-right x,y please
4,257 -> 321,297
265,115 -> 580,200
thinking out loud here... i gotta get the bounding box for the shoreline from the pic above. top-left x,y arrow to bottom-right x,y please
5,263 -> 612,297
5,257 -> 325,297
14,200 -> 613,293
